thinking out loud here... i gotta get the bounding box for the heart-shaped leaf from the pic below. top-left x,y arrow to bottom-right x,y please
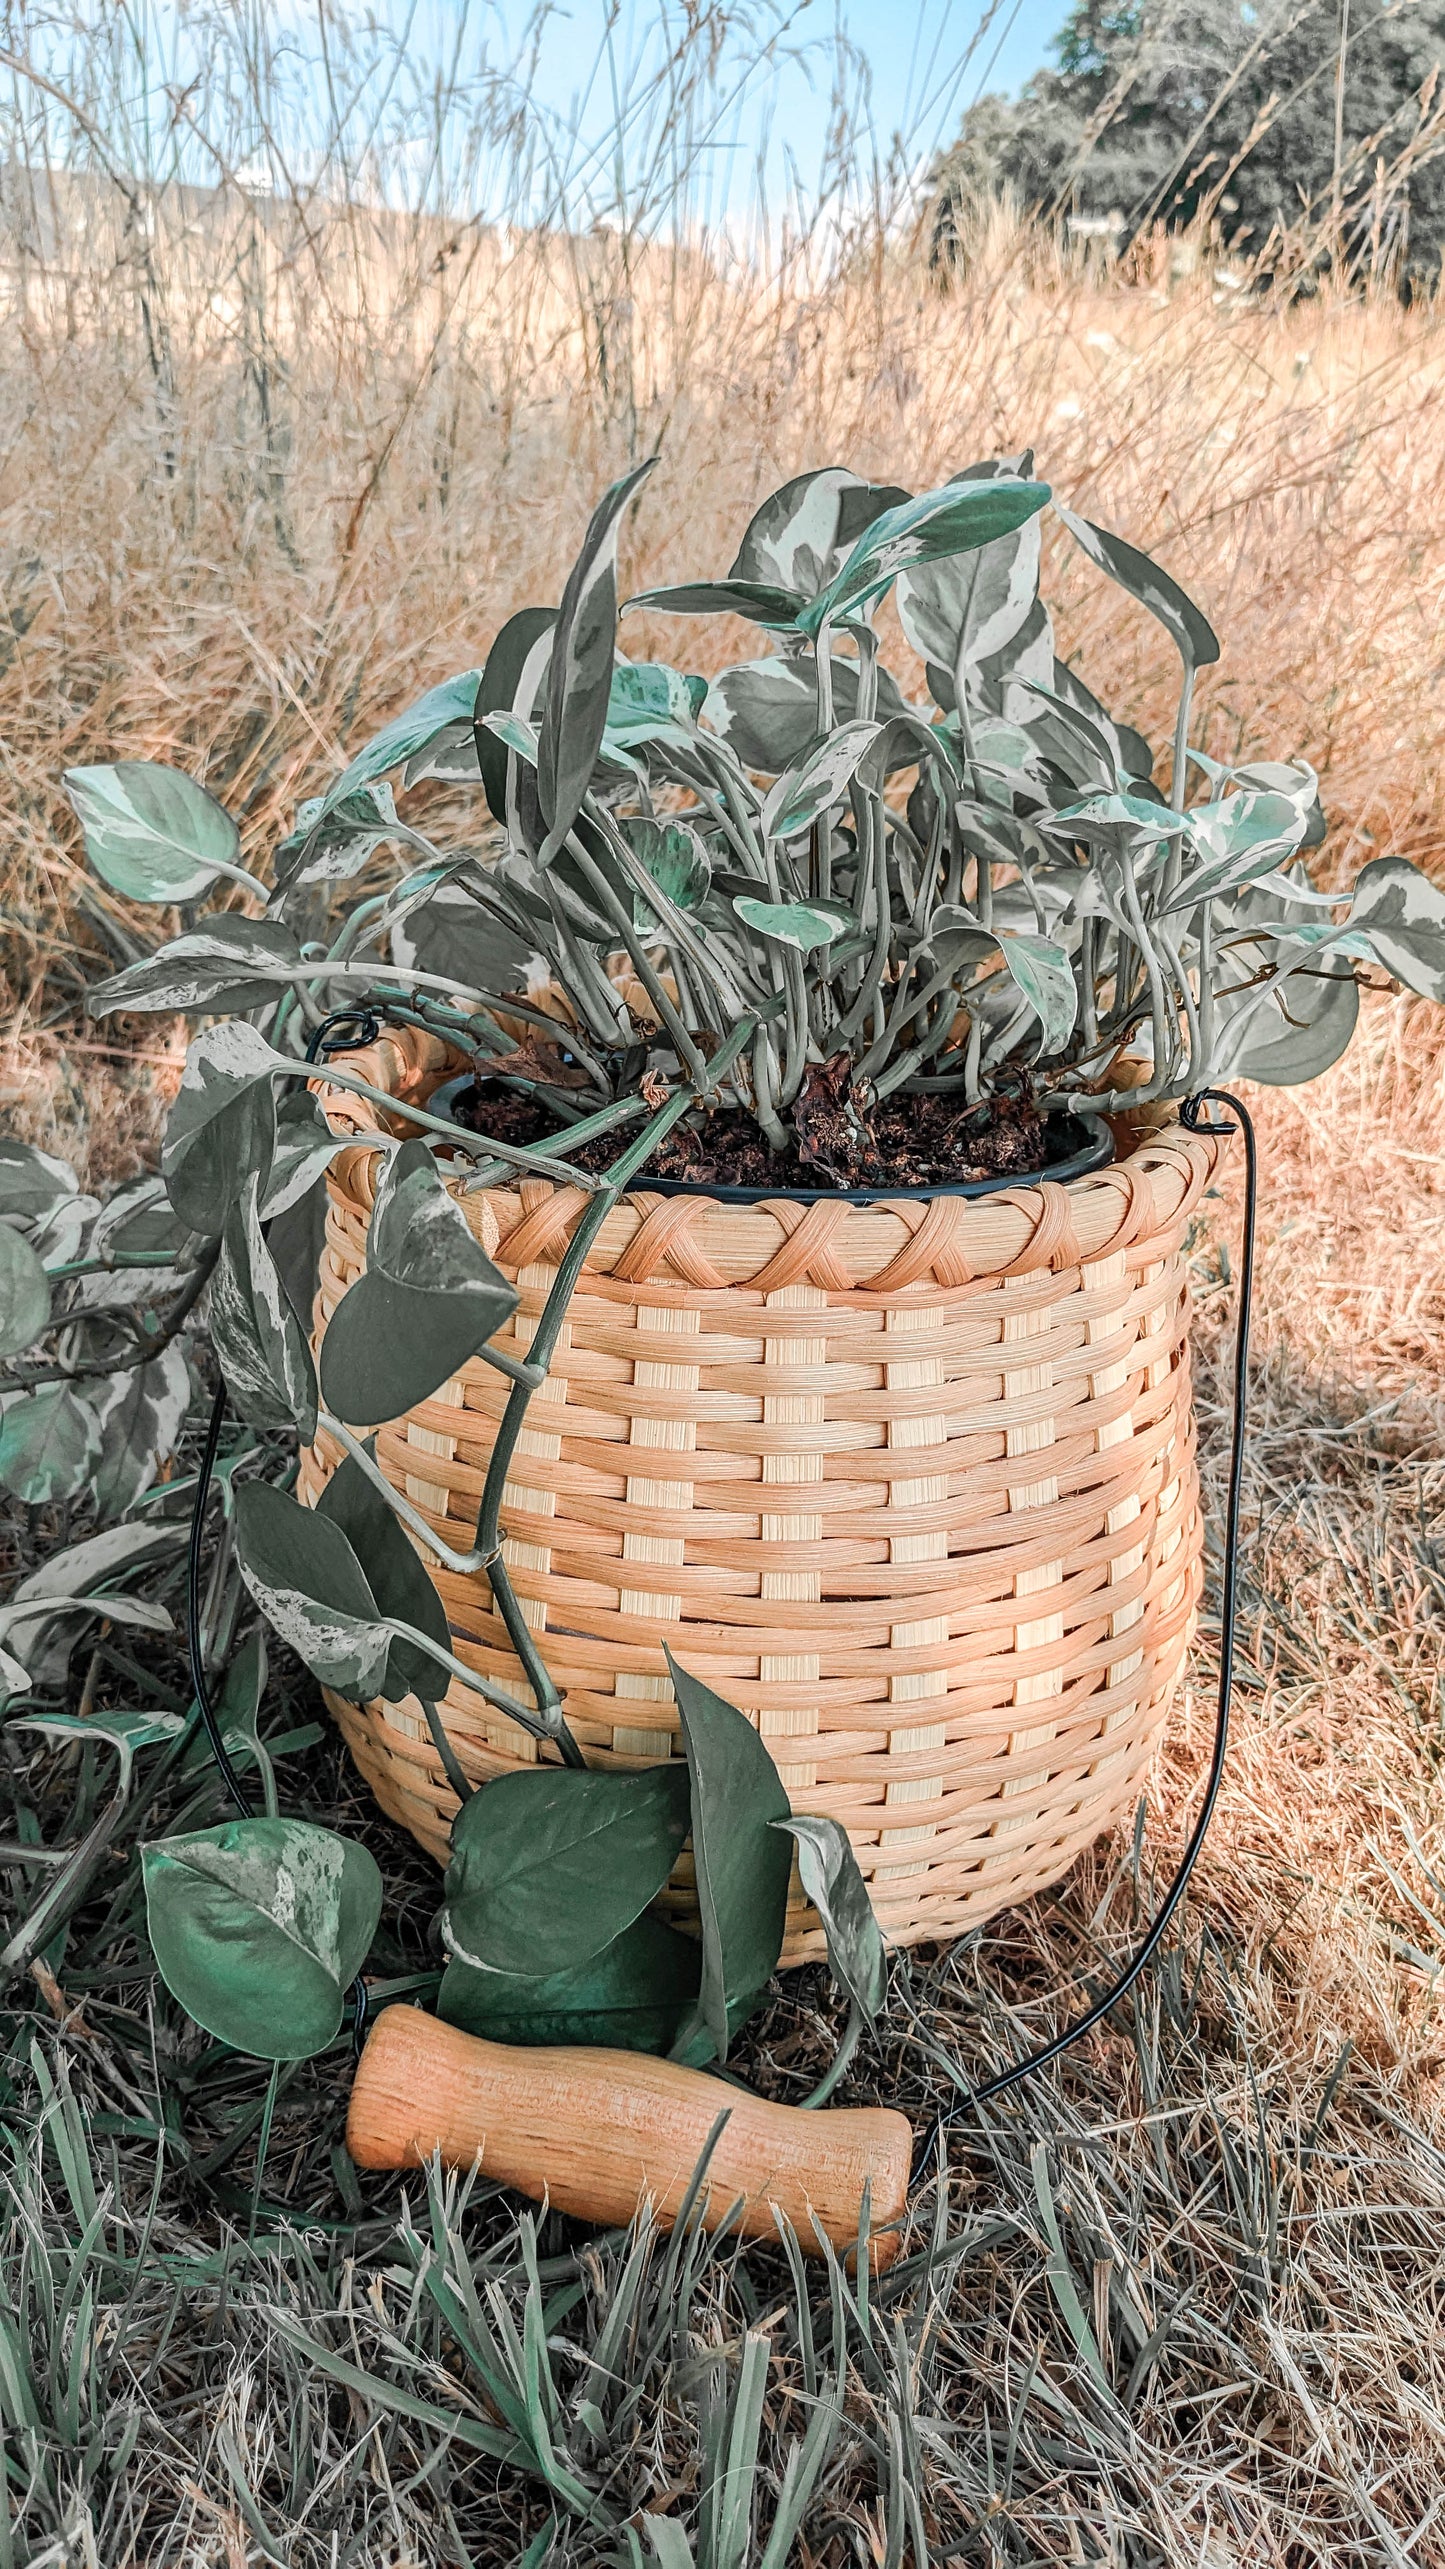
896,456 -> 1045,699
438,1907 -> 701,2053
537,457 -> 657,858
88,1343 -> 193,1521
1345,856 -> 1445,1002
64,760 -> 247,903
0,1139 -> 78,1224
233,1480 -> 394,1700
0,1221 -> 51,1359
212,1171 -> 318,1440
771,1813 -> 887,2020
729,467 -> 910,601
90,918 -> 303,1019
929,912 -> 1079,1052
318,672 -> 482,820
705,652 -> 911,775
390,877 -> 534,1001
664,1649 -> 790,2068
162,1023 -> 284,1237
623,817 -> 711,929
274,782 -> 402,891
141,1815 -> 382,2058
314,1445 -> 451,1705
801,478 -> 1050,635
761,719 -> 886,839
605,661 -> 707,747
443,1764 -> 692,1980
318,1139 -> 518,1428
1054,505 -> 1220,671
732,896 -> 848,956
0,1384 -> 100,1504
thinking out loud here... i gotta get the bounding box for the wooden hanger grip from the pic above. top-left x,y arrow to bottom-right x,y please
348,2005 -> 913,2269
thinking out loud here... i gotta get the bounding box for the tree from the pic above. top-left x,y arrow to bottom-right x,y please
933,0 -> 1445,290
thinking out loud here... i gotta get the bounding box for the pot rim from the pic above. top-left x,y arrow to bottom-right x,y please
427,1074 -> 1114,1206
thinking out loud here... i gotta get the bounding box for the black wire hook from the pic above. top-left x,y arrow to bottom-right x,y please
914,1087 -> 1257,2171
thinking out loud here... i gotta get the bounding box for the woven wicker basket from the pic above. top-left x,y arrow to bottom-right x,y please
301,1026 -> 1219,1963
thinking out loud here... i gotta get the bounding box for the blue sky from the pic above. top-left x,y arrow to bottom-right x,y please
487,3 -> 1069,212
66,3 -> 1071,221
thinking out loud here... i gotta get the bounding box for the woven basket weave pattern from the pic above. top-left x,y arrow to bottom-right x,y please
303,1029 -> 1217,1963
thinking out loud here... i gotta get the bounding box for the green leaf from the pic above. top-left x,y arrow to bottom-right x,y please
760,719 -> 887,838
625,577 -> 805,629
896,455 -> 1044,700
1166,789 -> 1310,910
664,1649 -> 790,2067
438,1908 -> 701,2054
1346,856 -> 1445,1002
0,1520 -> 184,1697
314,1445 -> 451,1705
443,1765 -> 692,1979
536,457 -> 657,857
212,1172 -> 318,1440
482,708 -> 540,764
87,1172 -> 190,1269
390,878 -> 534,999
318,1138 -> 518,1428
1044,656 -> 1154,785
209,1629 -> 274,1805
705,652 -> 910,775
623,817 -> 711,930
0,1221 -> 51,1359
260,1090 -> 350,1224
90,918 -> 303,1020
473,606 -> 558,824
929,910 -> 1079,1052
63,760 -> 246,903
1212,885 -> 1361,1084
141,1816 -> 382,2059
273,782 -> 401,892
1054,504 -> 1220,670
0,1139 -> 78,1224
800,478 -> 1050,635
19,1707 -> 185,1792
731,896 -> 848,956
730,466 -> 910,600
771,1814 -> 886,2020
162,1023 -> 283,1238
88,1343 -> 193,1521
233,1481 -> 394,1700
0,1385 -> 100,1503
605,661 -> 706,746
319,672 -> 482,820
1216,957 -> 1360,1085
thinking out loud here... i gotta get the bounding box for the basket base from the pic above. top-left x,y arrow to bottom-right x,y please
325,1629 -> 1187,1967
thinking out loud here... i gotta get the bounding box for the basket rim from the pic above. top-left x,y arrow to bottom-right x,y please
312,1022 -> 1221,1292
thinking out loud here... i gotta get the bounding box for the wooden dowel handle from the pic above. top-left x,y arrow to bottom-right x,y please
347,2006 -> 913,2270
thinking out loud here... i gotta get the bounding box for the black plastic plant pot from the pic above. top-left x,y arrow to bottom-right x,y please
431,1076 -> 1115,1205
634,1109 -> 1114,1205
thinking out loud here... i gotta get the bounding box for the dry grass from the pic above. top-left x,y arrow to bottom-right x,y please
3,10 -> 1445,2557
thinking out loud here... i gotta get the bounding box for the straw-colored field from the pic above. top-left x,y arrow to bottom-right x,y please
3,106 -> 1445,2563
